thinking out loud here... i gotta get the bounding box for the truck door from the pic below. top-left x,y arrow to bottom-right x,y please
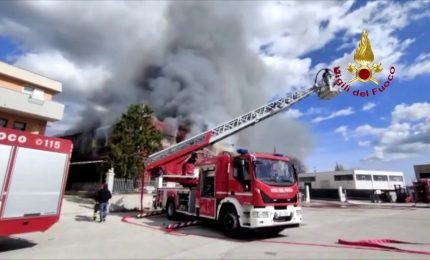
198,166 -> 216,218
230,157 -> 253,205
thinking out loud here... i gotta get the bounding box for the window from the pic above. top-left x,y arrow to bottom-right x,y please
13,121 -> 26,131
389,176 -> 403,182
334,174 -> 353,181
23,86 -> 35,95
356,174 -> 372,181
373,175 -> 388,181
200,168 -> 215,198
299,177 -> 316,182
420,173 -> 430,179
0,118 -> 7,127
254,158 -> 295,186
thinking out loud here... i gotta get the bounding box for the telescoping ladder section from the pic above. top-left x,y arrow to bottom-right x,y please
145,88 -> 314,166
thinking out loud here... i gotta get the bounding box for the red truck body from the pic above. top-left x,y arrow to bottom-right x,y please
0,128 -> 72,236
152,151 -> 302,235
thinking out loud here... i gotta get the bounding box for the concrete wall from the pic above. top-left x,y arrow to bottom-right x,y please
0,74 -> 55,100
299,169 -> 405,191
109,193 -> 155,212
0,86 -> 64,122
0,109 -> 47,134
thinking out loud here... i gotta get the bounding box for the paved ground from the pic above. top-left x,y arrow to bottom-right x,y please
1,196 -> 430,259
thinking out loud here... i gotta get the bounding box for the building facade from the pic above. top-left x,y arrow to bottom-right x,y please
414,164 -> 430,180
0,61 -> 64,134
299,170 -> 405,191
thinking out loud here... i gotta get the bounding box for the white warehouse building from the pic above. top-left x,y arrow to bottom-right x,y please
298,170 -> 405,191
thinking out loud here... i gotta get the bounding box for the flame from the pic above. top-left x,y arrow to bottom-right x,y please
353,30 -> 374,66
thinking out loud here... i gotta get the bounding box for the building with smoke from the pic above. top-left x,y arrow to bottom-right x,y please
0,61 -> 64,134
60,116 -> 193,191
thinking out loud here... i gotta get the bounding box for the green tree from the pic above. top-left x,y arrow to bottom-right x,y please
107,104 -> 162,178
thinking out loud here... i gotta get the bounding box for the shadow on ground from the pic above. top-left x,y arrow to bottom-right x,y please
126,214 -> 290,241
0,237 -> 36,252
74,215 -> 96,222
64,195 -> 94,205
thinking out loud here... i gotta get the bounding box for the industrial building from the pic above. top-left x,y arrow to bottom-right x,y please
414,164 -> 430,180
299,170 -> 405,200
0,61 -> 64,134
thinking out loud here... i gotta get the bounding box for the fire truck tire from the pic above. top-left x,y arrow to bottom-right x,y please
166,199 -> 177,220
220,208 -> 241,237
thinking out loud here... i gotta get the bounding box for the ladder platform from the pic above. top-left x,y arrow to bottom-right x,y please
161,175 -> 199,187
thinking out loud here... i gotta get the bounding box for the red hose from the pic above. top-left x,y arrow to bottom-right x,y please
338,239 -> 430,255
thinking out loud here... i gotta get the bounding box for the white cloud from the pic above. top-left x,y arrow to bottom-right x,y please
312,107 -> 355,123
334,126 -> 349,141
358,140 -> 370,147
355,124 -> 385,137
362,102 -> 376,111
411,9 -> 430,20
283,108 -> 303,119
262,55 -> 313,95
392,103 -> 430,122
305,107 -> 324,116
402,58 -> 430,80
357,102 -> 430,161
14,51 -> 111,97
415,52 -> 430,62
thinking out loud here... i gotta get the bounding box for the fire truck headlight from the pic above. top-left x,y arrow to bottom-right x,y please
251,211 -> 269,218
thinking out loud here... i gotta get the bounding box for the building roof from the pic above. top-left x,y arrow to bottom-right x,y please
0,61 -> 62,93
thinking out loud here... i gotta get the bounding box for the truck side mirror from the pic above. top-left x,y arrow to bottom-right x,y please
292,164 -> 298,181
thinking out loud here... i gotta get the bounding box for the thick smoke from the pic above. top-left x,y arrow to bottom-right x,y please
0,1 -> 314,159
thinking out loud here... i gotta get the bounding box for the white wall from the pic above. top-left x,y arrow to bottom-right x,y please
299,170 -> 405,190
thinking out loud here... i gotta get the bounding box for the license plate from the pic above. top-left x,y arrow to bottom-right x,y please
277,211 -> 290,217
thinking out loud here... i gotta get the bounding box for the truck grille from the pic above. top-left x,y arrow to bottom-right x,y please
273,215 -> 293,222
261,191 -> 297,204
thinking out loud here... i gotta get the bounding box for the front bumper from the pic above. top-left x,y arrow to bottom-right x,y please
248,206 -> 302,229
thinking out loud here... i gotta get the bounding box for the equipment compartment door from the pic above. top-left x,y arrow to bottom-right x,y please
198,166 -> 216,218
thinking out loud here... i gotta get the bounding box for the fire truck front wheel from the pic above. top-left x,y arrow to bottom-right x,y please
166,199 -> 177,220
220,208 -> 241,237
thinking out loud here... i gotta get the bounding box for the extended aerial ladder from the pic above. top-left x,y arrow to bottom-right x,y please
144,68 -> 340,176
140,68 -> 341,212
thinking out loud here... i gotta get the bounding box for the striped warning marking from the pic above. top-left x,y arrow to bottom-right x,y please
136,210 -> 164,218
165,220 -> 201,232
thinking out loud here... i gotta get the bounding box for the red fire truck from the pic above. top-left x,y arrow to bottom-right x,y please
0,128 -> 72,236
142,68 -> 340,236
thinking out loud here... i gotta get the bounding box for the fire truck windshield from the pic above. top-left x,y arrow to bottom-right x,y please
253,158 -> 295,186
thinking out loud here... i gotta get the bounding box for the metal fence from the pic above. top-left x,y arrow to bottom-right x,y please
113,178 -> 141,193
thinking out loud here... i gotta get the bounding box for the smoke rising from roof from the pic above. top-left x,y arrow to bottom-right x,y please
0,1 -> 314,159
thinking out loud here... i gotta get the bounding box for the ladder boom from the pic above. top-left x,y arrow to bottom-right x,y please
145,68 -> 340,169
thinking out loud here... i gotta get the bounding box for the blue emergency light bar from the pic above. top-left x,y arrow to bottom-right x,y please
237,148 -> 248,155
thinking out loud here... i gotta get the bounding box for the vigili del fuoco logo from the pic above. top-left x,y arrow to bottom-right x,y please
333,30 -> 396,97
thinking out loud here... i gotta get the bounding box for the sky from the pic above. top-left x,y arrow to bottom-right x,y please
0,1 -> 429,184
